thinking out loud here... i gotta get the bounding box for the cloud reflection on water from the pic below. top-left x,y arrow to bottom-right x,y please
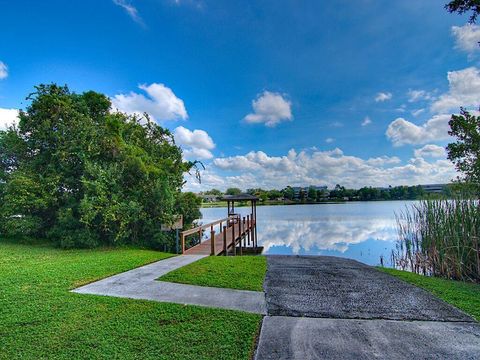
258,217 -> 396,254
200,202 -> 411,265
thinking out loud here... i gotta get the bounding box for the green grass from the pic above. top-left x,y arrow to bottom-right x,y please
159,256 -> 267,292
0,239 -> 262,359
378,267 -> 480,321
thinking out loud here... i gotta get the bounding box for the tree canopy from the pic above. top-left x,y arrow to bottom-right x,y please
225,187 -> 242,196
0,84 -> 201,249
446,0 -> 480,23
447,109 -> 480,183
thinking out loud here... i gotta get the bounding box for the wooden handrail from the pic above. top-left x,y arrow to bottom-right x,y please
182,215 -> 257,255
181,216 -> 234,237
180,215 -> 240,254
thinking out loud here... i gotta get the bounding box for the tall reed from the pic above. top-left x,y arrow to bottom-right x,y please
393,198 -> 480,283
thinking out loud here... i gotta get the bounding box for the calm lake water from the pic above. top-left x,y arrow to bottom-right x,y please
200,201 -> 417,266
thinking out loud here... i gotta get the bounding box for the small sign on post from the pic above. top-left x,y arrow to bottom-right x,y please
161,215 -> 183,254
161,215 -> 183,231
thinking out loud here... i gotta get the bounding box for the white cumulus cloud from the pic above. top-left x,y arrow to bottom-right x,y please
385,114 -> 451,146
244,91 -> 292,127
430,67 -> 480,113
375,92 -> 392,102
0,61 -> 7,79
0,108 -> 19,130
361,116 -> 372,126
112,0 -> 145,26
411,108 -> 425,117
365,156 -> 401,166
111,83 -> 188,122
330,121 -> 344,128
407,89 -> 433,102
414,144 -> 446,159
452,24 -> 480,55
174,126 -> 215,160
204,148 -> 456,191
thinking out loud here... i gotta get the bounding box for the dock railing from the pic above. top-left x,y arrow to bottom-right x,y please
180,215 -> 236,254
180,214 -> 257,255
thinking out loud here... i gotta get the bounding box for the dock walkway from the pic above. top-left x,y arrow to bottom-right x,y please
182,215 -> 258,255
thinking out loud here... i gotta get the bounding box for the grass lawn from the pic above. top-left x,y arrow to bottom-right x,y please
378,267 -> 480,321
159,256 -> 267,292
0,239 -> 262,359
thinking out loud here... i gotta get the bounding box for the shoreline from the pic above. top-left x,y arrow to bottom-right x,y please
200,199 -> 420,208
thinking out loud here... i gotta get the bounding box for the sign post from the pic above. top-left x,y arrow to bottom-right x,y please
161,215 -> 183,254
176,228 -> 180,254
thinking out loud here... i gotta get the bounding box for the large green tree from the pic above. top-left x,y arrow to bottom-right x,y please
447,109 -> 480,183
225,187 -> 242,196
446,0 -> 480,23
444,2 -> 480,184
0,84 -> 200,249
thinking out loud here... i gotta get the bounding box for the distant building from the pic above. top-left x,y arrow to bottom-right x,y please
202,194 -> 220,202
420,184 -> 447,194
310,185 -> 328,192
291,185 -> 328,199
291,187 -> 303,199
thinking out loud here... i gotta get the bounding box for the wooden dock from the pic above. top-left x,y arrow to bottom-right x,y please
181,215 -> 258,256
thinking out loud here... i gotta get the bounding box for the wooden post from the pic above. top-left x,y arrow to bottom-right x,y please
243,216 -> 246,251
251,222 -> 255,250
242,222 -> 246,250
252,219 -> 256,251
210,226 -> 215,256
198,227 -> 202,244
232,221 -> 236,256
181,233 -> 185,254
254,202 -> 258,250
239,219 -> 243,256
223,225 -> 227,256
247,215 -> 251,247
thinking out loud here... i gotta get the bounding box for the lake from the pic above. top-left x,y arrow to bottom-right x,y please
200,201 -> 417,266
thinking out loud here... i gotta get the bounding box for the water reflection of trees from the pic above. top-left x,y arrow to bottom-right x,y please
258,218 -> 396,254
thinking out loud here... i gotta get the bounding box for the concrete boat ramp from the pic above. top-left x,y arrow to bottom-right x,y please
256,256 -> 480,359
73,254 -> 480,359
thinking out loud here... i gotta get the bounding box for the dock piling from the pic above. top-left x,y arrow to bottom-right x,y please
210,226 -> 215,255
223,225 -> 227,255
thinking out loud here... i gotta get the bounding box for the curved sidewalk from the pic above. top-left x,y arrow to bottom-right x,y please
72,255 -> 266,315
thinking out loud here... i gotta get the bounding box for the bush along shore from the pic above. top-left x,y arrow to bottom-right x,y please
393,198 -> 480,283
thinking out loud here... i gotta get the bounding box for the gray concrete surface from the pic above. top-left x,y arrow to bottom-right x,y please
255,316 -> 480,360
264,255 -> 473,321
255,255 -> 479,359
72,255 -> 266,314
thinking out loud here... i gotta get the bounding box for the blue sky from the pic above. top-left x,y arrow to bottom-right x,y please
1,0 -> 480,191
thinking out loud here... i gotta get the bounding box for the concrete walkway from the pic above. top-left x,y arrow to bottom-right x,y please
72,255 -> 266,314
255,256 -> 480,359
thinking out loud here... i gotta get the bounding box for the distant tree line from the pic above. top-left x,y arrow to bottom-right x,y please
200,184 -> 440,203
